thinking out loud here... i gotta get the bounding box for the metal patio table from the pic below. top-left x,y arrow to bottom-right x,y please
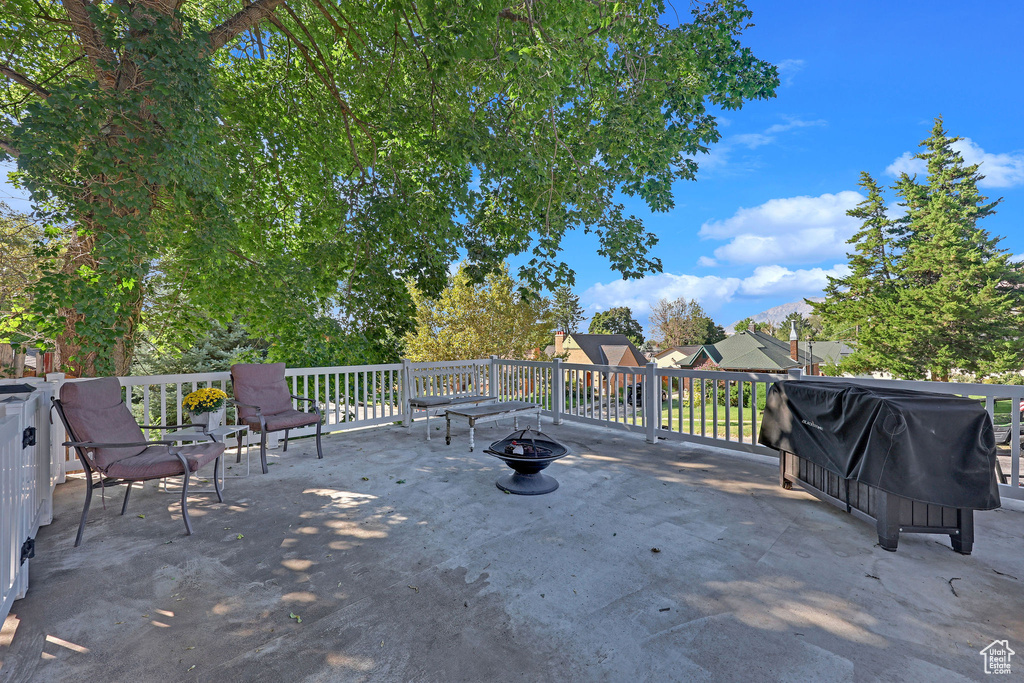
445,401 -> 542,452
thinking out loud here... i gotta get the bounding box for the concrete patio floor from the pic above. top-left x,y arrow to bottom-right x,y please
1,419 -> 1022,682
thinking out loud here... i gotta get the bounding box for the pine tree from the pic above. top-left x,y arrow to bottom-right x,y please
551,286 -> 585,334
813,172 -> 899,374
814,119 -> 1024,379
888,118 -> 1022,379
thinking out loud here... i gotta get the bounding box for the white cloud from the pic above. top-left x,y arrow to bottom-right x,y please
696,256 -> 718,267
582,264 -> 849,315
738,264 -> 850,297
696,117 -> 826,173
885,138 -> 1024,188
775,59 -> 805,86
698,191 -> 863,265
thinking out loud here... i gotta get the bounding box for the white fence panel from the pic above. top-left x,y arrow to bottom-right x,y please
656,368 -> 786,457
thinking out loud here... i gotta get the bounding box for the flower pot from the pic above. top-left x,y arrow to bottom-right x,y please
189,406 -> 225,432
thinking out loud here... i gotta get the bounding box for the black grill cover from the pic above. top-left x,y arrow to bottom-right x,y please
758,380 -> 1000,510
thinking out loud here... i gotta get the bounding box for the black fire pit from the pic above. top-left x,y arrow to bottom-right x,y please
484,428 -> 569,495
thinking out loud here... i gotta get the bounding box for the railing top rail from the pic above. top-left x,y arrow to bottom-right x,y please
656,368 -> 788,382
493,359 -> 554,368
116,371 -> 230,385
561,362 -> 647,373
286,364 -> 403,374
801,374 -> 1024,398
408,359 -> 489,371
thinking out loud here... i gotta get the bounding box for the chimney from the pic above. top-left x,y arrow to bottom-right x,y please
555,331 -> 566,356
789,321 -> 799,361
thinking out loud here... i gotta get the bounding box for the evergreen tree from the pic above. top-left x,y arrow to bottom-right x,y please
733,317 -> 754,333
589,307 -> 644,346
814,119 -> 1024,379
551,286 -> 585,334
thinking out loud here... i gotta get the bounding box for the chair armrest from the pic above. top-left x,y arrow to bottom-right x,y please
63,439 -> 175,449
138,424 -> 193,430
290,395 -> 321,411
229,399 -> 262,414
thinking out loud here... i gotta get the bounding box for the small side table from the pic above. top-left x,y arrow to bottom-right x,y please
160,424 -> 251,493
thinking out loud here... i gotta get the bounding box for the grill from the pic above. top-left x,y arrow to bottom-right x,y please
484,428 -> 569,495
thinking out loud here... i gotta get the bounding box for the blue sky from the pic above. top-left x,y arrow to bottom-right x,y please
4,1 -> 1022,335
559,0 -> 1024,331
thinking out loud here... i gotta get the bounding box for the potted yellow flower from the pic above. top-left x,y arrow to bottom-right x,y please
182,387 -> 228,432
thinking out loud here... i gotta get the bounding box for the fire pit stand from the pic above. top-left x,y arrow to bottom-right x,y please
484,428 -> 569,495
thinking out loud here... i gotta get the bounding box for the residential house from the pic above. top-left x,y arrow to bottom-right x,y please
652,345 -> 703,369
677,329 -> 823,375
553,332 -> 648,391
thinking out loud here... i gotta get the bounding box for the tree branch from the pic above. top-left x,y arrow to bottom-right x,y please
207,0 -> 286,54
0,139 -> 20,158
59,0 -> 118,86
1,64 -> 51,98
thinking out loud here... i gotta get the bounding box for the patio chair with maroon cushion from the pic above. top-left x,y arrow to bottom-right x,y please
230,363 -> 323,474
52,377 -> 225,547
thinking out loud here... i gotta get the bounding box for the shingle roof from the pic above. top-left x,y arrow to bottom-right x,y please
810,340 -> 856,365
654,344 -> 703,360
684,331 -> 825,372
600,345 -> 634,367
566,334 -> 646,366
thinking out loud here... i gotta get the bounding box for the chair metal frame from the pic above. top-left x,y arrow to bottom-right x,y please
52,397 -> 223,547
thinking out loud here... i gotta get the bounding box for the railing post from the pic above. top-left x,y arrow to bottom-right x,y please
645,362 -> 658,443
400,359 -> 413,427
788,368 -> 804,380
552,358 -> 564,425
489,355 -> 499,399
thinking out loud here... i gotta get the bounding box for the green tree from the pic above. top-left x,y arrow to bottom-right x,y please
1,1 -> 778,376
0,203 -> 48,351
589,306 -> 644,345
551,286 -> 585,334
814,119 -> 1024,379
650,297 -> 723,346
733,317 -> 753,333
404,264 -> 550,361
774,312 -> 812,341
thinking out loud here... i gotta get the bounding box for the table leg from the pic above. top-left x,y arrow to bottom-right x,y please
469,419 -> 475,452
426,411 -> 431,440
514,416 -> 519,430
445,415 -> 451,445
536,408 -> 541,431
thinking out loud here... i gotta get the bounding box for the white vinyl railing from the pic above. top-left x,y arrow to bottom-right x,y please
0,380 -> 58,626
3,357 -> 1022,622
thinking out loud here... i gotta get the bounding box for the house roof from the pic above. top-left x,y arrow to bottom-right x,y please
678,330 -> 824,372
600,345 -> 634,367
810,340 -> 855,365
653,344 -> 703,360
565,334 -> 646,366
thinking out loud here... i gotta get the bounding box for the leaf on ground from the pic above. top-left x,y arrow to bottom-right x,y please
396,479 -> 406,484
289,612 -> 302,623
187,665 -> 195,672
408,585 -> 418,593
236,534 -> 244,540
361,477 -> 369,481
137,514 -> 145,519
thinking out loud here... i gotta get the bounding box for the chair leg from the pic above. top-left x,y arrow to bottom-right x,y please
236,432 -> 243,464
120,481 -> 132,515
283,429 -> 289,452
180,469 -> 193,536
75,471 -> 94,547
260,431 -> 269,474
213,455 -> 224,503
315,419 -> 323,459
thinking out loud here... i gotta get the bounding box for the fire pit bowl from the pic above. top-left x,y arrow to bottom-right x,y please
484,427 -> 570,495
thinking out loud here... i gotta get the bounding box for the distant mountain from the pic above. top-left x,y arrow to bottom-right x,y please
725,298 -> 824,335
